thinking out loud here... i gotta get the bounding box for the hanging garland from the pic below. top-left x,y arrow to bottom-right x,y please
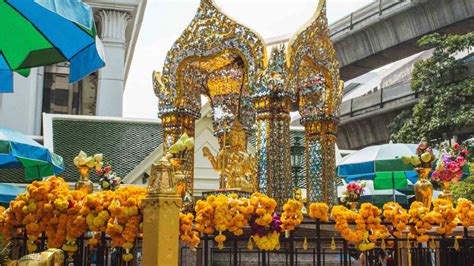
455,199 -> 474,227
308,203 -> 329,222
179,212 -> 200,250
1,177 -> 146,262
432,199 -> 457,235
280,199 -> 304,232
227,194 -> 253,236
330,205 -> 365,244
330,203 -> 388,251
383,202 -> 410,238
407,201 -> 435,243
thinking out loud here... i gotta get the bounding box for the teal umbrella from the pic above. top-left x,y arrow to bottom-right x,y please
0,184 -> 25,203
0,127 -> 64,180
337,143 -> 440,202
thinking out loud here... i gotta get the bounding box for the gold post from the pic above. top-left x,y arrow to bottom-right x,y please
141,193 -> 182,266
141,158 -> 183,266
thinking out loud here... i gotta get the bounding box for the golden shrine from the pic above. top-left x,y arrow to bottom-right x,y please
153,0 -> 343,205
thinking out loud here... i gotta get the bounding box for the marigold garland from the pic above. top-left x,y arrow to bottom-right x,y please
1,177 -> 146,263
105,186 -> 146,261
227,194 -> 253,236
408,201 -> 435,243
330,205 -> 365,244
455,198 -> 474,227
359,203 -> 389,243
250,193 -> 277,227
252,231 -> 280,251
211,195 -> 230,249
194,196 -> 215,235
308,203 -> 329,222
432,199 -> 457,235
331,203 -> 388,251
280,199 -> 303,232
383,202 -> 409,238
179,212 -> 200,250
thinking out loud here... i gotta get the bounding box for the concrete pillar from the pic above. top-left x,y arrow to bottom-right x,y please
0,69 -> 43,135
95,10 -> 131,117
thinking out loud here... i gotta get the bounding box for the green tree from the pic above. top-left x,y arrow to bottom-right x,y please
389,33 -> 474,143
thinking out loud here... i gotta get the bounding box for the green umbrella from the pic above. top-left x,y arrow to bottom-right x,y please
0,127 -> 64,180
0,0 -> 105,93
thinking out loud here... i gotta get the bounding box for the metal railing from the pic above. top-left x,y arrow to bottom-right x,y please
330,0 -> 409,37
181,219 -> 473,266
339,81 -> 416,119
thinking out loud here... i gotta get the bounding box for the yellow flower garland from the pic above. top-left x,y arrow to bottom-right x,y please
1,177 -> 146,263
408,201 -> 435,243
308,203 -> 329,222
455,199 -> 474,227
383,202 -> 409,238
331,205 -> 365,244
432,199 -> 457,235
250,192 -> 277,227
359,203 -> 389,244
179,212 -> 200,250
253,231 -> 280,251
211,195 -> 230,249
281,199 -> 303,232
227,194 -> 253,236
194,196 -> 215,235
331,203 -> 388,251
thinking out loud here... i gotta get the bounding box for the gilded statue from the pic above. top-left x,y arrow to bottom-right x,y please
203,121 -> 257,192
5,248 -> 64,266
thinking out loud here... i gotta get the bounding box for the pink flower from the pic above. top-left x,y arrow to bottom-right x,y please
446,161 -> 460,173
346,182 -> 362,193
460,149 -> 469,157
455,156 -> 466,166
440,171 -> 452,181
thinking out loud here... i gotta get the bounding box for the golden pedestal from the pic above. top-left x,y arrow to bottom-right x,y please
141,192 -> 182,266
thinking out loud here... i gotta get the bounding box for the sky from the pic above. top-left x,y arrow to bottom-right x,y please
123,0 -> 374,119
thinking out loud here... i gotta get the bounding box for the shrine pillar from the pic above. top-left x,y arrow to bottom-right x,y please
301,117 -> 338,204
255,45 -> 294,207
287,0 -> 343,205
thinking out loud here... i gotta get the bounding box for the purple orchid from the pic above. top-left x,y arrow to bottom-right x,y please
270,213 -> 282,233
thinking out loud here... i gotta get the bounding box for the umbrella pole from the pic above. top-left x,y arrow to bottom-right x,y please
392,172 -> 396,202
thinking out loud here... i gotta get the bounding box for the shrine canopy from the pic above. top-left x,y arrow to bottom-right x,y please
287,0 -> 343,122
154,0 -> 267,135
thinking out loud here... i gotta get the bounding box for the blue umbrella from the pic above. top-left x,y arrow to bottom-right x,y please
0,0 -> 105,93
0,127 -> 64,180
0,184 -> 25,203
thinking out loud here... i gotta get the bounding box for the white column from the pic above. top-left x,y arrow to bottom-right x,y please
0,69 -> 43,136
95,10 -> 131,117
